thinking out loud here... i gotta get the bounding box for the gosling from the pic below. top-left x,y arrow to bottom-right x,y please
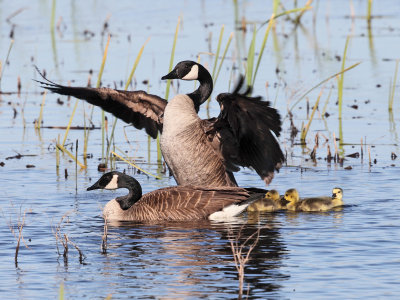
247,189 -> 286,212
284,188 -> 343,212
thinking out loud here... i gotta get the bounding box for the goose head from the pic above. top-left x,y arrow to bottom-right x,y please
265,189 -> 280,202
87,171 -> 142,210
284,188 -> 299,204
161,60 -> 213,108
332,187 -> 343,201
87,171 -> 123,190
162,60 -> 202,81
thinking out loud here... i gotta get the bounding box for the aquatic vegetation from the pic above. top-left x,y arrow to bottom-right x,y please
388,59 -> 399,111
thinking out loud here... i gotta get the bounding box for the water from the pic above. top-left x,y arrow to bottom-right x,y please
1,0 -> 400,299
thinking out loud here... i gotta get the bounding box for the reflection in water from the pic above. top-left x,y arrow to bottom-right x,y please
100,218 -> 288,298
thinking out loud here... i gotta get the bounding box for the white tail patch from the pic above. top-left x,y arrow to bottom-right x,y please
105,174 -> 119,190
208,203 -> 249,221
182,65 -> 199,80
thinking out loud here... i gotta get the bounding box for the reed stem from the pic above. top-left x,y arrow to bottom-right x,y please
0,39 -> 14,91
338,36 -> 350,145
162,16 -> 181,162
388,59 -> 399,111
111,151 -> 161,179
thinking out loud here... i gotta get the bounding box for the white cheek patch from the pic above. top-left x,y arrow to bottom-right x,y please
105,174 -> 119,190
182,65 -> 199,80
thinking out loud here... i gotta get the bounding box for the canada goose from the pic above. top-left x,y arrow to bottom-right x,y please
37,61 -> 284,187
284,188 -> 344,212
247,189 -> 286,212
87,171 -> 266,222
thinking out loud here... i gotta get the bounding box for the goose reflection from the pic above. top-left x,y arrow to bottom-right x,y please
100,220 -> 288,298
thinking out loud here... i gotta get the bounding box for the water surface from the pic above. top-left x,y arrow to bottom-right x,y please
1,1 -> 400,299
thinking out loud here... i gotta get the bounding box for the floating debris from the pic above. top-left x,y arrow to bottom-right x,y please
346,152 -> 360,158
391,152 -> 397,160
0,162 -> 5,167
26,164 -> 35,168
98,163 -> 106,172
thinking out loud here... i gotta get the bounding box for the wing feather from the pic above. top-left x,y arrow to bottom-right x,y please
36,71 -> 167,139
206,78 -> 285,185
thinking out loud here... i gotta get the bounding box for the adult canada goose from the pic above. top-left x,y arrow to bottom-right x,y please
283,188 -> 344,212
247,189 -> 287,212
37,61 -> 284,187
87,171 -> 266,222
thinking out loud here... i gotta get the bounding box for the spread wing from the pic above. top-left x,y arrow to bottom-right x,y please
129,186 -> 253,221
204,77 -> 285,185
36,71 -> 167,139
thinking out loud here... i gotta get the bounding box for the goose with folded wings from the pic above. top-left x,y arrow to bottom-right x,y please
38,60 -> 284,187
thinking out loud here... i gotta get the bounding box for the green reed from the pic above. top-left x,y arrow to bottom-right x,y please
35,91 -> 47,130
246,25 -> 257,87
367,0 -> 373,26
388,59 -> 399,111
338,36 -> 350,145
104,38 -> 150,167
214,32 -> 233,85
289,62 -> 360,112
162,16 -> 181,162
212,25 -> 225,80
100,35 -> 111,163
207,26 -> 233,109
301,87 -> 324,142
252,14 -> 275,87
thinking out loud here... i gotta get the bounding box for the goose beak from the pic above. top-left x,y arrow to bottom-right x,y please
161,69 -> 178,80
87,181 -> 100,191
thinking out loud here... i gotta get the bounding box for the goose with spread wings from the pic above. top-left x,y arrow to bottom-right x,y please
38,60 -> 284,187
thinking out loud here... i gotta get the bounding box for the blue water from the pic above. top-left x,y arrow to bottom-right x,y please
1,0 -> 400,299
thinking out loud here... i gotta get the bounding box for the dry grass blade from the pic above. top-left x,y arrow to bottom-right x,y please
57,143 -> 86,169
2,205 -> 30,267
301,86 -> 324,142
228,225 -> 269,298
111,151 -> 161,179
289,62 -> 360,112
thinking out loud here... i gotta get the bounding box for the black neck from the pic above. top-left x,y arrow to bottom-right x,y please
115,175 -> 142,210
188,65 -> 213,112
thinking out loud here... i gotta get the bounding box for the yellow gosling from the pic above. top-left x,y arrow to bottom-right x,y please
284,188 -> 301,211
247,189 -> 284,212
284,188 -> 344,212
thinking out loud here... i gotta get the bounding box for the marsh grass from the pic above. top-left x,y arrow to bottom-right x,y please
301,87 -> 324,142
206,26 -> 233,110
288,62 -> 360,119
251,14 -> 275,87
246,25 -> 257,87
162,16 -> 181,162
100,35 -> 112,163
111,151 -> 161,179
212,25 -> 225,80
0,39 -> 14,91
52,212 -> 85,264
228,225 -> 269,299
35,91 -> 47,130
388,59 -> 399,111
59,283 -> 64,300
338,36 -> 351,145
214,32 -> 233,85
367,0 -> 373,26
105,38 -> 150,167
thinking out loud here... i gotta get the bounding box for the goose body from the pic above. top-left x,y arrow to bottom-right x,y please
88,171 -> 265,222
284,188 -> 344,212
247,189 -> 286,212
38,61 -> 284,187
